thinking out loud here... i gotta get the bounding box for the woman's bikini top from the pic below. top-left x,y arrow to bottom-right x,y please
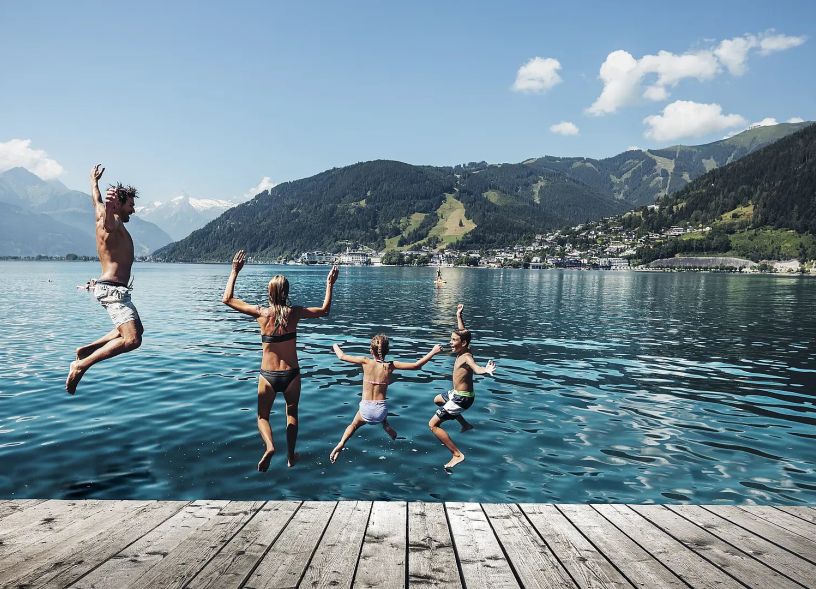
261,331 -> 296,344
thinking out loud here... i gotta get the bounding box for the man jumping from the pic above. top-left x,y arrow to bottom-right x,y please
66,164 -> 143,394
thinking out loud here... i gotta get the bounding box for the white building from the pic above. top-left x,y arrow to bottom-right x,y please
338,251 -> 370,265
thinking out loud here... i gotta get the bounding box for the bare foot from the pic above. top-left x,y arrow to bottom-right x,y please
460,423 -> 474,433
329,445 -> 343,464
257,448 -> 275,472
287,452 -> 300,468
75,346 -> 92,362
65,361 -> 86,395
384,426 -> 398,440
444,453 -> 465,470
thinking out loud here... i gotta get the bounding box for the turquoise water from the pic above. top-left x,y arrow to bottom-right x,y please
0,261 -> 814,503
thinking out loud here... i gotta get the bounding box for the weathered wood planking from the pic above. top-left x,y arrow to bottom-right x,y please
667,504 -> 816,587
186,501 -> 301,589
520,504 -> 634,589
244,501 -> 336,589
630,505 -> 801,589
445,502 -> 520,589
592,504 -> 741,589
558,504 -> 686,588
701,505 -> 816,559
482,502 -> 575,589
407,501 -> 463,589
299,500 -> 372,589
353,501 -> 407,589
0,500 -> 811,589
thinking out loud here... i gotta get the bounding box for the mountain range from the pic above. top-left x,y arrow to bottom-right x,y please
0,168 -> 172,257
155,122 -> 811,261
138,195 -> 245,241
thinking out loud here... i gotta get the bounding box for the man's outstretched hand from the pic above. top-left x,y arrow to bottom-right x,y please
91,163 -> 105,183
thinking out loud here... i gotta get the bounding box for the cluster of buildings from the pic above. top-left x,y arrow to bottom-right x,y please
294,219 -> 709,269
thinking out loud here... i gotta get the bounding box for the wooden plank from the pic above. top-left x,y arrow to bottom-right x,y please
0,499 -> 107,556
669,504 -> 816,588
244,501 -> 336,589
72,500 -> 230,589
483,503 -> 575,589
702,506 -> 816,559
775,506 -> 816,526
126,500 -> 264,589
739,506 -> 816,540
185,501 -> 301,589
558,504 -> 685,588
9,501 -> 187,588
0,500 -> 151,582
354,501 -> 406,589
300,500 -> 372,589
630,505 -> 801,589
0,498 -> 46,521
407,501 -> 463,589
446,502 -> 520,589
594,505 -> 742,588
521,504 -> 633,589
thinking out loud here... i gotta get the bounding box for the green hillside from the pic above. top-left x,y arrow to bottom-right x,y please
153,123 -> 811,262
629,122 -> 816,262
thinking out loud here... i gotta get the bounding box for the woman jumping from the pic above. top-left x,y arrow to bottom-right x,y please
222,249 -> 339,470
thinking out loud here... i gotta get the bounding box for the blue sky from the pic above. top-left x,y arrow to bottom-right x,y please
1,1 -> 813,203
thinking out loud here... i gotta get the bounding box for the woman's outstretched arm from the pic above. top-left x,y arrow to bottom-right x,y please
222,250 -> 262,317
300,265 -> 339,318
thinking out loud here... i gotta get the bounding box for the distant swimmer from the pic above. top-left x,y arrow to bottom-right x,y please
222,249 -> 339,470
329,336 -> 442,464
429,303 -> 496,469
66,165 -> 142,394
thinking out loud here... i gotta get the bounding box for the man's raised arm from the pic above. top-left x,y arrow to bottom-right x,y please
89,164 -> 106,211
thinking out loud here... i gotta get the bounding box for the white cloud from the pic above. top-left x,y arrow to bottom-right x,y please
714,36 -> 755,75
512,57 -> 562,93
787,117 -> 805,123
550,121 -> 579,136
589,31 -> 806,115
643,101 -> 746,142
0,138 -> 64,179
243,176 -> 276,200
758,33 -> 806,55
751,117 -> 779,127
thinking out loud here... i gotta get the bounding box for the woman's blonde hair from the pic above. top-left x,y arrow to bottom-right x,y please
370,334 -> 390,362
267,275 -> 292,332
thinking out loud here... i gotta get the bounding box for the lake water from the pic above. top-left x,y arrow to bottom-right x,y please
0,261 -> 814,504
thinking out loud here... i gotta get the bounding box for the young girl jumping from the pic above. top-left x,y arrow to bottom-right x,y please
330,335 -> 442,463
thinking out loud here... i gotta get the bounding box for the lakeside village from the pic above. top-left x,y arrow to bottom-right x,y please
295,220 -> 810,274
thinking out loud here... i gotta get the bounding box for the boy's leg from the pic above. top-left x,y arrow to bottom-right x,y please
456,415 -> 473,432
282,376 -> 302,467
382,419 -> 397,440
76,328 -> 121,360
330,412 -> 366,463
428,415 -> 465,469
257,376 -> 277,472
66,320 -> 142,394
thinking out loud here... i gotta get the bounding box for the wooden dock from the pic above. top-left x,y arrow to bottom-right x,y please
0,500 -> 814,588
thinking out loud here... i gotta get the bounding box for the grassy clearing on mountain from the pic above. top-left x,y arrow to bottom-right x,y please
427,194 -> 476,246
385,212 -> 427,250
